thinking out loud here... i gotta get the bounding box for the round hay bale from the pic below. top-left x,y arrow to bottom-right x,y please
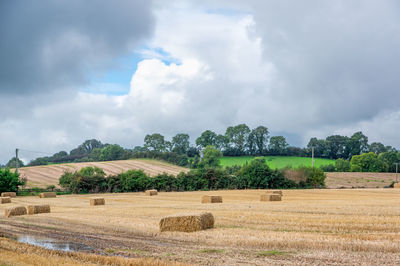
201,195 -> 223,203
145,189 -> 158,196
90,198 -> 105,206
27,205 -> 50,215
0,197 -> 11,204
159,212 -> 214,232
394,182 -> 400,188
5,206 -> 27,218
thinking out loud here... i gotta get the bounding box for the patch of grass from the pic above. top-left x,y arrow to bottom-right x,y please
220,156 -> 335,169
105,248 -> 115,253
199,249 -> 224,254
257,250 -> 289,257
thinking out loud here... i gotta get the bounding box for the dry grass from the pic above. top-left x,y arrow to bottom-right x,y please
39,192 -> 57,198
326,172 -> 399,188
4,206 -> 27,218
0,197 -> 11,204
394,182 -> 400,188
13,159 -> 189,188
90,197 -> 105,206
201,195 -> 223,203
1,189 -> 400,264
27,204 -> 51,215
159,212 -> 214,232
0,237 -> 188,266
1,192 -> 16,197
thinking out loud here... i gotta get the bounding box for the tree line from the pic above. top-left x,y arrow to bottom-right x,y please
5,124 -> 398,173
58,158 -> 326,194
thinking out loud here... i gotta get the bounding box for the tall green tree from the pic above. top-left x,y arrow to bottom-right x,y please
346,131 -> 369,159
326,135 -> 349,159
6,157 -> 25,168
144,133 -> 166,152
369,142 -> 387,154
196,130 -> 218,148
171,133 -> 190,154
225,124 -> 251,155
307,138 -> 328,158
248,126 -> 269,155
268,136 -> 288,155
199,145 -> 223,168
99,144 -> 125,161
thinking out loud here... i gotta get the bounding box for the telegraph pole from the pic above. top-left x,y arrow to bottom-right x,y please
15,148 -> 19,174
311,146 -> 315,168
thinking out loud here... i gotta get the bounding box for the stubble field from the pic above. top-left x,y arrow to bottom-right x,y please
1,189 -> 400,265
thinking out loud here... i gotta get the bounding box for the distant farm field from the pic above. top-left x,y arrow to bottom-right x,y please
15,159 -> 189,188
1,189 -> 400,265
220,156 -> 335,168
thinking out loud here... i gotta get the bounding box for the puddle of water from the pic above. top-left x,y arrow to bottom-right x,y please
18,235 -> 94,252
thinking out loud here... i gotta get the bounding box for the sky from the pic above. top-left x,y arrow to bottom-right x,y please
1,0 -> 400,164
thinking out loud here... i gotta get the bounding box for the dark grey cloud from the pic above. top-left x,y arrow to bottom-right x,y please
0,0 -> 154,95
248,0 -> 400,126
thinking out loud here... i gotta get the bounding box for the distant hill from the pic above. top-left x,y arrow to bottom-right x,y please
220,156 -> 335,168
14,159 -> 189,188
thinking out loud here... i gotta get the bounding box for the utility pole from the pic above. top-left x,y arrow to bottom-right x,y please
395,162 -> 399,183
15,148 -> 19,174
311,146 -> 315,168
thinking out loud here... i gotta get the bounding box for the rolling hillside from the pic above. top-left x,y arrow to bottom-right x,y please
220,156 -> 335,168
14,159 -> 189,188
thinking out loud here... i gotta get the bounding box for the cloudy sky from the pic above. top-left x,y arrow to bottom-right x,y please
1,0 -> 400,164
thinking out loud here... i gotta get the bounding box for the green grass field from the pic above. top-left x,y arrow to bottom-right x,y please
220,156 -> 335,169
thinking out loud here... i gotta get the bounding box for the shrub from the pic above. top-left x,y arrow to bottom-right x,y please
0,168 -> 25,193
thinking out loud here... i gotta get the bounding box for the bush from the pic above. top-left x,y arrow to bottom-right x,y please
59,166 -> 107,193
0,168 -> 25,192
237,157 -> 296,189
319,164 -> 336,172
335,158 -> 351,172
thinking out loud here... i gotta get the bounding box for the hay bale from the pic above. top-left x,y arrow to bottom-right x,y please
201,195 -> 223,203
159,212 -> 214,232
394,182 -> 400,188
0,197 -> 11,204
260,194 -> 282,201
90,198 -> 105,206
39,192 -> 56,198
27,205 -> 50,215
1,192 -> 16,197
145,189 -> 158,196
271,190 -> 283,196
4,206 -> 27,218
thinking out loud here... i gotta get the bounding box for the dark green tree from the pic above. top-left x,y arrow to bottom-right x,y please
248,126 -> 269,155
99,144 -> 125,161
268,136 -> 288,155
196,130 -> 218,148
225,124 -> 251,155
6,157 -> 25,168
171,133 -> 190,154
144,133 -> 166,152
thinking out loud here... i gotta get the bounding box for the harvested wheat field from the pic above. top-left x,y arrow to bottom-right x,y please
13,159 -> 189,188
1,189 -> 400,265
326,172 -> 399,188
